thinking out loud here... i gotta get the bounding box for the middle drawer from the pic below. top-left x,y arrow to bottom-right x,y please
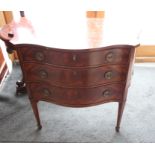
23,63 -> 128,87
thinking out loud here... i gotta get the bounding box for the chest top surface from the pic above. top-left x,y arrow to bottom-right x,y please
0,15 -> 139,49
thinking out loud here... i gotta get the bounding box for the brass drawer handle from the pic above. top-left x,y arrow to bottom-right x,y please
42,88 -> 51,97
103,90 -> 111,97
35,52 -> 45,61
106,52 -> 114,62
72,71 -> 77,76
104,71 -> 113,80
72,55 -> 77,61
39,70 -> 48,79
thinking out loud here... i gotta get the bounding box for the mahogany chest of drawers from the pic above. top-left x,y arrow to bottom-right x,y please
12,43 -> 138,132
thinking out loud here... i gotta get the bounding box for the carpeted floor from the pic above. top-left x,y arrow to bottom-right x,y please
0,63 -> 155,143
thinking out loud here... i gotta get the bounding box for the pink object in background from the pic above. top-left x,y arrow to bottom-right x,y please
18,16 -> 35,34
0,21 -> 17,40
0,11 -> 35,41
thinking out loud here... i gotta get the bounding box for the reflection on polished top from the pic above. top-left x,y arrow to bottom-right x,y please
0,13 -> 139,49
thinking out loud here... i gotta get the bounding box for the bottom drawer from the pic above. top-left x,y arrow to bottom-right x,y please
28,83 -> 124,107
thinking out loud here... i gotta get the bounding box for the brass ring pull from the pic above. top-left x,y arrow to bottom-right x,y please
104,71 -> 113,79
72,55 -> 77,61
72,71 -> 77,76
39,70 -> 48,79
106,52 -> 114,62
42,88 -> 51,97
35,52 -> 45,61
103,90 -> 111,97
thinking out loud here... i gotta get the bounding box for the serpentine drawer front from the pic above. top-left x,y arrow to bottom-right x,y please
14,44 -> 138,132
18,44 -> 130,67
28,83 -> 124,107
23,63 -> 128,87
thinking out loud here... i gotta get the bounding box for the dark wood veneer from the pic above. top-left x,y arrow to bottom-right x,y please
29,83 -> 124,107
23,63 -> 128,87
16,44 -> 131,67
15,43 -> 139,131
0,38 -> 139,131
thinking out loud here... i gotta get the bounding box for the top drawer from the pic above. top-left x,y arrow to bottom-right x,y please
16,44 -> 132,67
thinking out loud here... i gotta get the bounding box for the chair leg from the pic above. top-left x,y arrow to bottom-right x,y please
116,101 -> 125,132
30,100 -> 42,129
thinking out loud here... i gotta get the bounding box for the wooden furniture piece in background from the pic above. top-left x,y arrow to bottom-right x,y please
0,11 -> 10,86
87,11 -> 105,48
0,47 -> 8,85
0,11 -> 34,94
0,35 -> 27,95
136,45 -> 155,62
0,11 -> 18,61
86,11 -> 105,18
5,43 -> 138,132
